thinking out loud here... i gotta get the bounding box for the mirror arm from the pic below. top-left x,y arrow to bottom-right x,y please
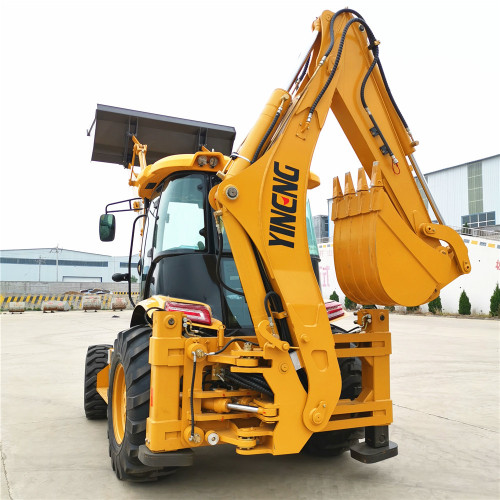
105,197 -> 143,214
128,214 -> 147,307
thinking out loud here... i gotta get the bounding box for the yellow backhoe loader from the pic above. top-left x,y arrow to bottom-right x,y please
84,8 -> 470,481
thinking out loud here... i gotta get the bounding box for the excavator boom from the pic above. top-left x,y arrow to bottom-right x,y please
213,9 -> 470,308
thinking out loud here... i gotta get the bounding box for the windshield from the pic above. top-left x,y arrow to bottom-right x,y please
155,174 -> 207,253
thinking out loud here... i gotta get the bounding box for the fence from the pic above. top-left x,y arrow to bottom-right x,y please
0,292 -> 139,311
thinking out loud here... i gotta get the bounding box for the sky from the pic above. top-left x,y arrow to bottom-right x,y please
1,0 -> 499,256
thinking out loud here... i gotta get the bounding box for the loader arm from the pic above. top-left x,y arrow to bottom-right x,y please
211,9 -> 470,437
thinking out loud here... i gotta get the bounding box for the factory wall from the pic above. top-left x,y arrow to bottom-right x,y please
0,248 -> 139,282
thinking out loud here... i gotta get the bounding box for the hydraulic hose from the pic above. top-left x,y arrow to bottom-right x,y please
324,8 -> 364,59
308,17 -> 377,123
251,96 -> 287,164
376,59 -> 409,130
209,338 -> 259,356
224,371 -> 273,397
216,232 -> 245,296
310,12 -> 402,166
190,353 -> 197,440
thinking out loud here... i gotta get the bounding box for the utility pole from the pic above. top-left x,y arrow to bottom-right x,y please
38,256 -> 45,281
50,244 -> 62,282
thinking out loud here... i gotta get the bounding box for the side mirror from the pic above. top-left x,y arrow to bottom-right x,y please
112,273 -> 129,282
99,214 -> 116,242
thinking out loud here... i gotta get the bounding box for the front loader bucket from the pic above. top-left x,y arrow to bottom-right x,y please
331,167 -> 471,307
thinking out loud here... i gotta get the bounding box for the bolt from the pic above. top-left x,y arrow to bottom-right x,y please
280,363 -> 289,373
313,412 -> 322,424
226,186 -> 238,199
207,432 -> 219,445
380,314 -> 385,321
300,334 -> 310,343
165,315 -> 176,328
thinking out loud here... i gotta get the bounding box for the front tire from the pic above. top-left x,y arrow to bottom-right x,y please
107,325 -> 176,481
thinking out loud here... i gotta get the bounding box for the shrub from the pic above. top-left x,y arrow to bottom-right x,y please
406,306 -> 419,314
344,296 -> 357,311
458,290 -> 471,315
329,291 -> 339,302
428,295 -> 442,314
489,283 -> 500,317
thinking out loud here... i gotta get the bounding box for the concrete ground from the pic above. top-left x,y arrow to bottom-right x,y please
0,310 -> 498,499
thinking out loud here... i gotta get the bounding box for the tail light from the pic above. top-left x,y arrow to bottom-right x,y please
165,300 -> 212,325
325,300 -> 344,320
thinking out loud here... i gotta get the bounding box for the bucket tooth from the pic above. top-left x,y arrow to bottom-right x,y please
357,168 -> 369,192
332,176 -> 346,221
344,172 -> 355,195
356,168 -> 370,214
332,176 -> 343,199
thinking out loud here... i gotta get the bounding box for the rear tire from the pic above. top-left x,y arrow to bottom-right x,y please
107,325 -> 176,481
303,356 -> 363,456
84,344 -> 112,419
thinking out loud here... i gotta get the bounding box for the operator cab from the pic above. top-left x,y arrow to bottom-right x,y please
138,170 -> 321,334
140,171 -> 253,333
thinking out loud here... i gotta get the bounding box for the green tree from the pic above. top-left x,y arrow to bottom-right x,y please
344,296 -> 357,311
428,295 -> 442,314
406,306 -> 419,313
489,283 -> 500,317
458,290 -> 471,315
329,290 -> 339,302
130,275 -> 138,283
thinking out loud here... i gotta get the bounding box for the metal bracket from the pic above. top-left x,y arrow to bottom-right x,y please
138,445 -> 194,467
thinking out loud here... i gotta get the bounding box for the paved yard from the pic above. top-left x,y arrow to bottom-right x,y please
1,311 -> 498,499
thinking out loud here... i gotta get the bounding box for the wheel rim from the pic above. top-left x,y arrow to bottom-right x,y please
112,363 -> 126,444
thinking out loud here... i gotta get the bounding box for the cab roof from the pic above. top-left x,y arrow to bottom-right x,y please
89,104 -> 236,167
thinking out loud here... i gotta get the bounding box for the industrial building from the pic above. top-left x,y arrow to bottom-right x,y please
0,248 -> 139,283
312,215 -> 329,241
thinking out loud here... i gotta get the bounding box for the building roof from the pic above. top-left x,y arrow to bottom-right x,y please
0,248 -> 113,257
424,153 -> 499,176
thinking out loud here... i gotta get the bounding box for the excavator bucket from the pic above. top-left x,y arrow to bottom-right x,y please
332,166 -> 471,307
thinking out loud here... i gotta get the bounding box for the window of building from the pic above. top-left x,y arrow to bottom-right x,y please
467,161 -> 483,214
120,262 -> 139,268
461,211 -> 495,228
